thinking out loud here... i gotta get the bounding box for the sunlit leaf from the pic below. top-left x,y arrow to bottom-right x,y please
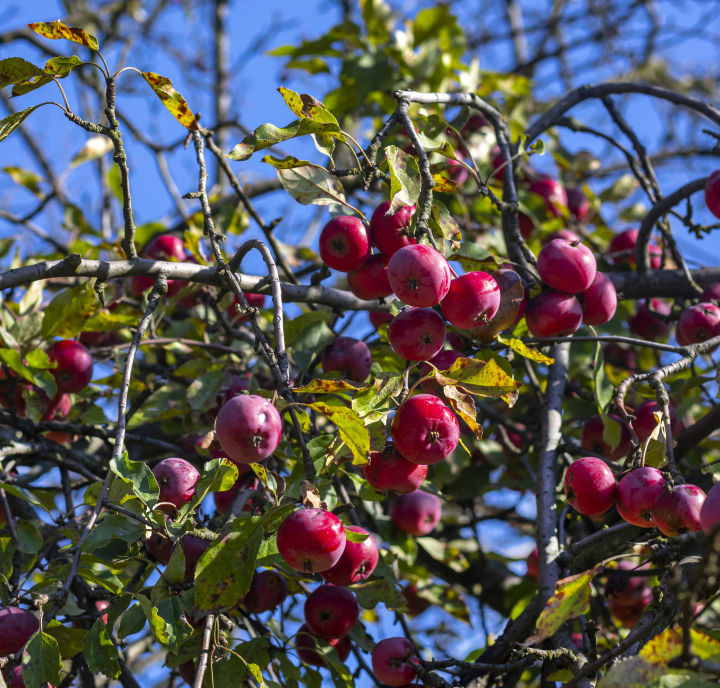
141,72 -> 199,131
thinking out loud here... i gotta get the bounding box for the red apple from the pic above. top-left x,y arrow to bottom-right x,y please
564,457 -> 617,516
153,458 -> 200,513
369,311 -> 394,330
276,508 -> 347,573
677,303 -> 720,348
369,201 -> 417,257
402,584 -> 432,617
49,340 -> 94,394
700,481 -> 720,534
652,484 -> 706,537
347,254 -> 394,301
391,491 -> 442,536
608,229 -> 662,270
441,272 -> 501,329
633,400 -> 679,443
580,272 -> 617,326
0,607 -> 38,655
295,624 -> 351,667
363,446 -> 428,494
581,414 -> 631,462
371,637 -> 418,686
243,570 -> 288,614
700,283 -> 720,302
227,293 -> 266,321
388,307 -> 446,362
215,395 -> 282,465
319,216 -> 371,272
566,187 -> 589,222
321,526 -> 379,586
704,169 -> 720,220
627,299 -> 671,341
616,467 -> 666,527
526,290 -> 583,337
541,229 -> 581,246
304,585 -> 359,639
387,244 -> 452,307
537,239 -> 597,294
322,336 -> 373,382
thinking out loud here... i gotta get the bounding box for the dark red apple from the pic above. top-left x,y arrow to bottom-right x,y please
391,491 -> 442,536
153,458 -> 200,513
371,637 -> 418,686
49,340 -> 94,394
321,526 -> 379,586
526,290 -> 583,337
608,229 -> 662,270
627,299 -> 671,341
243,570 -> 288,614
322,336 -> 373,382
295,624 -> 351,667
304,585 -> 359,638
581,414 -> 631,462
564,457 -> 617,516
215,395 -> 282,465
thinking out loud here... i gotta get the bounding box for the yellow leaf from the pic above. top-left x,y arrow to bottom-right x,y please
432,173 -> 458,193
442,385 -> 482,439
141,72 -> 199,131
27,21 -> 99,51
277,86 -> 304,117
441,357 -> 519,398
293,379 -> 359,394
306,401 -> 371,465
499,337 -> 555,365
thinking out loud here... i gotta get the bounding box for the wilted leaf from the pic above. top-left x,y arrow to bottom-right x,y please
11,56 -> 83,97
307,401 -> 371,465
300,482 -> 327,509
442,385 -> 482,439
385,145 -> 421,214
228,119 -> 340,161
294,379 -> 359,394
439,357 -> 519,401
0,57 -> 45,90
499,337 -> 555,364
527,565 -> 601,644
28,21 -> 99,51
141,72 -> 199,131
277,165 -> 355,211
432,172 -> 457,193
262,155 -> 311,169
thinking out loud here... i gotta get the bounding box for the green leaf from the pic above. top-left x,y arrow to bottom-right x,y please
228,119 -> 340,161
600,415 -> 623,453
307,401 -> 371,465
156,597 -> 193,653
594,341 -> 613,415
344,526 -> 369,543
117,604 -> 146,639
140,72 -> 199,131
352,579 -> 407,612
83,514 -> 146,554
164,540 -> 187,585
83,619 -> 120,679
352,372 -> 404,423
527,565 -> 601,644
385,146 -> 421,214
362,0 -> 393,44
109,452 -> 160,509
194,517 -> 263,615
22,629 -> 61,688
193,459 -> 238,504
15,520 -> 43,554
0,58 -> 45,89
0,105 -> 45,143
44,620 -> 87,659
135,594 -> 172,647
28,21 -> 99,51
41,282 -> 99,339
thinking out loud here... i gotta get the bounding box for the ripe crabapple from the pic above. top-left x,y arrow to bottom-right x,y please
304,585 -> 359,639
128,234 -> 188,297
49,340 -> 94,394
528,176 -> 568,217
243,570 -> 288,614
677,302 -> 720,348
391,394 -> 459,465
541,229 -> 581,246
321,526 -> 379,586
704,169 -> 720,220
446,331 -> 467,351
0,607 -> 38,655
322,336 -> 373,382
566,186 -> 590,222
581,414 -> 631,462
616,467 -> 666,527
440,272 -> 501,329
369,201 -> 417,257
213,476 -> 261,515
526,547 -> 539,581
564,457 -> 617,516
387,244 -> 452,307
525,290 -> 583,337
519,212 -> 535,238
700,283 -> 720,302
537,239 -> 597,294
347,254 -> 394,301
295,624 -> 351,667
388,307 -> 446,362
227,293 -> 266,321
700,481 -> 720,534
420,350 -> 463,395
627,299 -> 671,340
363,445 -> 428,494
608,229 -> 662,269
318,216 -> 371,272
652,484 -> 706,537
633,399 -> 679,443
43,392 -> 73,444
402,584 -> 431,617
606,561 -> 652,626
369,311 -> 394,330
146,531 -> 172,565
608,591 -> 651,627
153,458 -> 200,512
276,508 -> 347,573
371,637 -> 418,686
580,272 -> 617,326
604,342 -> 637,370
391,490 -> 442,536
215,395 -> 282,465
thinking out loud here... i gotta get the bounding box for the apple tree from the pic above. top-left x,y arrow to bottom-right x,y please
2,3 -> 720,688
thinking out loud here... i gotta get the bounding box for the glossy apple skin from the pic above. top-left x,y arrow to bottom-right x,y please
677,302 -> 720,349
528,177 -> 568,217
700,283 -> 720,302
128,234 -> 188,297
633,400 -> 679,443
322,336 -> 373,382
627,299 -> 671,341
295,624 -> 351,667
526,290 -> 583,337
564,457 -> 617,516
440,272 -> 501,329
215,395 -> 282,465
616,467 -> 666,527
700,481 -> 720,534
387,244 -> 452,307
276,508 -> 347,573
244,570 -> 288,614
371,637 -> 418,686
227,293 -> 266,321
609,229 -> 662,269
541,229 -> 580,246
580,272 -> 617,326
391,490 -> 442,536
363,446 -> 428,494
0,607 -> 38,655
566,186 -> 589,222
420,350 -> 463,395
403,584 -> 431,617
705,169 -> 720,219
537,239 -> 597,294
153,458 -> 200,512
603,342 -> 637,371
391,394 -> 459,465
652,484 -> 706,537
321,526 -> 378,586
347,253 -> 394,300
369,311 -> 394,330
370,201 -> 417,257
388,308 -> 446,362
581,414 -> 631,462
319,216 -> 371,272
49,340 -> 94,394
304,585 -> 359,639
